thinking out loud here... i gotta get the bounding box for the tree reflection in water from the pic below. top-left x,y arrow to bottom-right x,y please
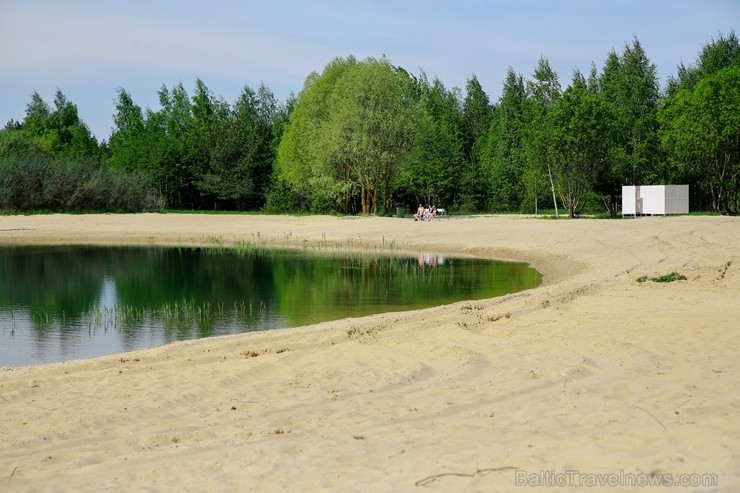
0,245 -> 541,367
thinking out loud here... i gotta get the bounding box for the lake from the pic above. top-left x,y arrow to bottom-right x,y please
0,245 -> 541,367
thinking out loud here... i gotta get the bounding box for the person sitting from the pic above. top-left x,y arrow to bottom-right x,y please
428,204 -> 437,221
414,203 -> 425,221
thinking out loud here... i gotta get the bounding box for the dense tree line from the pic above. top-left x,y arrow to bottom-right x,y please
106,80 -> 287,210
2,32 -> 738,215
0,91 -> 160,211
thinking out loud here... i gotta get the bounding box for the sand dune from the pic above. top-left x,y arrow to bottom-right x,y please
0,213 -> 738,492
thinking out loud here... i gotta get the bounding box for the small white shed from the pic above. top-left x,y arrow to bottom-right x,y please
622,185 -> 689,217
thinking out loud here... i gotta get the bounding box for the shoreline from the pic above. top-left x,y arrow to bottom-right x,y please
1,213 -> 738,492
0,232 -> 543,369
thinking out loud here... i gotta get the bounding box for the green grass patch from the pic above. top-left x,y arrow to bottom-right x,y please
687,210 -> 721,216
159,209 -> 262,215
636,272 -> 687,283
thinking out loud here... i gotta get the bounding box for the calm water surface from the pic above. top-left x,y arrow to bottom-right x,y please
0,245 -> 541,367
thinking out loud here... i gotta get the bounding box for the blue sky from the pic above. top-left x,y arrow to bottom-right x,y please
1,0 -> 737,141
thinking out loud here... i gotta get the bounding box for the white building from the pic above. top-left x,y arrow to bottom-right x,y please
622,185 -> 689,217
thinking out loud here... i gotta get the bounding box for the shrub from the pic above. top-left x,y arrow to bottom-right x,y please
0,156 -> 161,212
636,272 -> 687,283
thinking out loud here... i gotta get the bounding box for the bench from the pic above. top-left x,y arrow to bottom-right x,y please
417,208 -> 447,220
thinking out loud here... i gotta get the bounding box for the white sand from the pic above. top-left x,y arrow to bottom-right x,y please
0,213 -> 738,492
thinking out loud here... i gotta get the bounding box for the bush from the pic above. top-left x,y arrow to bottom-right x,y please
636,272 -> 687,283
0,156 -> 161,212
108,170 -> 164,211
0,157 -> 46,210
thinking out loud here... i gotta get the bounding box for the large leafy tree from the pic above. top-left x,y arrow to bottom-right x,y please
110,80 -> 280,210
276,56 -> 358,212
142,82 -> 194,208
0,122 -> 43,159
21,92 -> 51,139
108,88 -> 146,172
188,79 -> 228,203
550,72 -> 615,218
252,84 -> 282,206
598,38 -> 661,215
1,90 -> 160,212
277,56 -> 416,214
398,74 -> 464,208
21,90 -> 99,161
660,30 -> 740,213
460,74 -> 493,211
667,31 -> 740,95
201,84 -> 277,209
480,68 -> 527,211
328,58 -> 417,214
523,57 -> 562,215
659,64 -> 740,215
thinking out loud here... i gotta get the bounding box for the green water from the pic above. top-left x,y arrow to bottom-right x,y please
0,245 -> 541,367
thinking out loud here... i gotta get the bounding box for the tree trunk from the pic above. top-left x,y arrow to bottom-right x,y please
546,161 -> 559,218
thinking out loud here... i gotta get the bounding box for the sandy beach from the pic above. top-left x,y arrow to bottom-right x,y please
0,213 -> 738,492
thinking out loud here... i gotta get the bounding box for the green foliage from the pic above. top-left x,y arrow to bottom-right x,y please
0,127 -> 44,159
458,75 -> 494,210
549,72 -> 616,218
522,57 -> 562,215
196,83 -> 275,210
0,155 -> 45,210
2,31 -> 737,216
597,39 -> 663,215
397,74 -> 464,208
636,272 -> 687,283
0,155 -> 161,212
659,30 -> 739,214
480,68 -> 527,212
106,80 -> 281,210
659,64 -> 740,214
327,57 -> 417,214
19,90 -> 100,162
264,177 -> 305,213
277,56 -> 417,214
108,88 -> 146,171
275,57 -> 356,211
668,31 -> 740,95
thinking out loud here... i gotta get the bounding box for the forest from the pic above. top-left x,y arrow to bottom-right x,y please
1,32 -> 738,216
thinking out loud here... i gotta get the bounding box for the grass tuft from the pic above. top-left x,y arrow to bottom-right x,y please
637,272 -> 687,283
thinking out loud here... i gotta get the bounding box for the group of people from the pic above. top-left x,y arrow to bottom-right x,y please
413,203 -> 437,221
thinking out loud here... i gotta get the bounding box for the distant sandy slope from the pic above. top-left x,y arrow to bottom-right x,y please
0,213 -> 738,492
